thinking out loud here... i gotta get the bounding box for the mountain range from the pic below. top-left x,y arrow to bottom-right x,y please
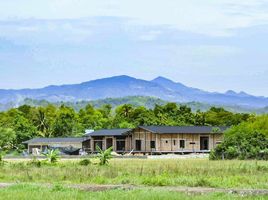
0,75 -> 268,109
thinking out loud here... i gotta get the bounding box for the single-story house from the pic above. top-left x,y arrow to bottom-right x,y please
23,126 -> 227,154
86,126 -> 227,154
23,137 -> 90,155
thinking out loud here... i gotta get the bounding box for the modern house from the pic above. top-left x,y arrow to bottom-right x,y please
86,126 -> 227,154
23,126 -> 227,155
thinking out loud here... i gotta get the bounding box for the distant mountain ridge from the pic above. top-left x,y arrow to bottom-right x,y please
0,75 -> 267,108
1,96 -> 268,114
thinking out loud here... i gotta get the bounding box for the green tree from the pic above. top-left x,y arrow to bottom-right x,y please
3,109 -> 36,147
53,105 -> 77,136
0,128 -> 16,150
211,115 -> 268,160
33,105 -> 57,137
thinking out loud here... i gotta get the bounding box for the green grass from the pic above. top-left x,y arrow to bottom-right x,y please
0,159 -> 268,189
0,184 -> 267,200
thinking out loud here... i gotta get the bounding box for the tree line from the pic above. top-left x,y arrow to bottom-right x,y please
0,102 -> 253,151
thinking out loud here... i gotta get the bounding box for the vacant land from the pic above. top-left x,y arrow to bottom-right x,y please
0,184 -> 268,200
0,158 -> 268,188
0,158 -> 267,199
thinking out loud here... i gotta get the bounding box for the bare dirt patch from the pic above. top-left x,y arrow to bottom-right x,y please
67,184 -> 268,196
0,183 -> 14,188
0,182 -> 267,196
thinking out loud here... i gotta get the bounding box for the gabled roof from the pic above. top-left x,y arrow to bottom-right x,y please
86,128 -> 131,136
138,126 -> 228,134
22,137 -> 89,144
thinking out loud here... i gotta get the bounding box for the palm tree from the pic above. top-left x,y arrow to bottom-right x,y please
119,104 -> 134,118
35,108 -> 53,138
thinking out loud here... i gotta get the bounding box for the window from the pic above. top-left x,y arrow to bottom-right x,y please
190,142 -> 196,145
116,140 -> 125,151
150,141 -> 156,149
173,140 -> 176,146
166,140 -> 168,144
179,140 -> 185,148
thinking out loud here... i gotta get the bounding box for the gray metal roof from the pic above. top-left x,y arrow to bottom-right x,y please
23,137 -> 90,144
87,129 -> 131,136
138,126 -> 228,134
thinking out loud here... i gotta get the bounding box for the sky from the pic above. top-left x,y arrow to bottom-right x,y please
0,0 -> 268,96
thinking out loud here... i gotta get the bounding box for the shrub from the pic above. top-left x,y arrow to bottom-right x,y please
210,115 -> 268,160
209,149 -> 217,160
0,151 -> 6,165
28,156 -> 41,167
79,159 -> 91,166
42,149 -> 60,163
96,146 -> 113,166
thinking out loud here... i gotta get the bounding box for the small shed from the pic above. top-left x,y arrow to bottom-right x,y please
22,137 -> 90,155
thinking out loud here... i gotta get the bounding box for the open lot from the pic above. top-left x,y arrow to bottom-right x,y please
1,158 -> 268,188
0,184 -> 268,200
0,158 -> 267,199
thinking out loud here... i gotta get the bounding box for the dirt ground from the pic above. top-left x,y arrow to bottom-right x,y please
0,182 -> 267,196
4,153 -> 209,161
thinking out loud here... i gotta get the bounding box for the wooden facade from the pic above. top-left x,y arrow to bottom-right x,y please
90,136 -> 130,152
88,126 -> 225,154
23,126 -> 225,155
127,127 -> 223,153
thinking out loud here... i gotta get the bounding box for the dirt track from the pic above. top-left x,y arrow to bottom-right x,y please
0,182 -> 267,196
68,184 -> 268,195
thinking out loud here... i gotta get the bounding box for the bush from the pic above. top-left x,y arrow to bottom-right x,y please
79,159 -> 91,166
226,146 -> 239,159
96,146 -> 113,166
210,115 -> 268,160
0,151 -> 6,165
28,156 -> 41,167
42,149 -> 60,163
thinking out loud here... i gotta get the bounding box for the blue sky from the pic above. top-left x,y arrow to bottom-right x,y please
0,0 -> 268,96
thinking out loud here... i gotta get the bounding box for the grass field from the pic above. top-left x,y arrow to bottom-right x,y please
0,184 -> 267,200
0,158 -> 267,189
0,158 -> 267,199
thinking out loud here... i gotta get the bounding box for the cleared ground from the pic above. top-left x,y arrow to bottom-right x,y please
0,183 -> 267,200
0,158 -> 267,199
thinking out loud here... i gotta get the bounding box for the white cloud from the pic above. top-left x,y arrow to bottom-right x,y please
0,0 -> 268,36
0,19 -> 93,45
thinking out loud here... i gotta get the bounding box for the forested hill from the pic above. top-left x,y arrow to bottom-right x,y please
1,96 -> 267,114
1,75 -> 268,108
